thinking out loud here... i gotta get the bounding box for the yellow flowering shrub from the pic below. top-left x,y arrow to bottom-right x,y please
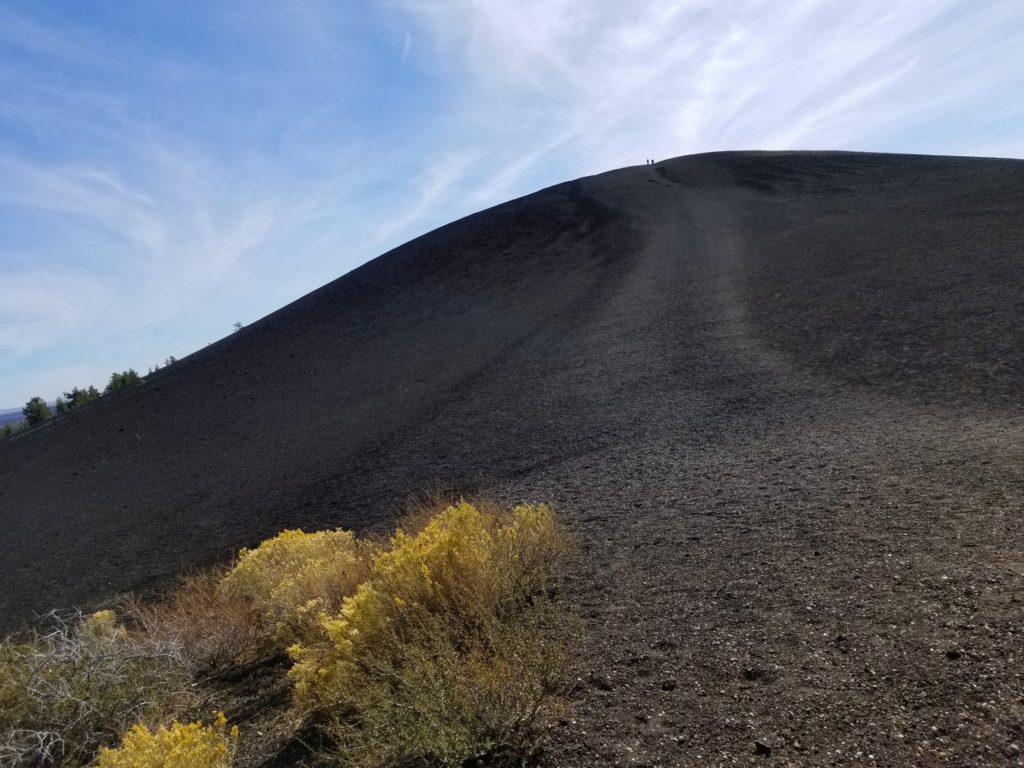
97,714 -> 239,768
220,528 -> 368,644
290,501 -> 571,767
85,609 -> 119,634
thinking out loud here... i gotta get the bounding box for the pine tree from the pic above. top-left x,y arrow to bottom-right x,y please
105,370 -> 141,394
22,396 -> 52,425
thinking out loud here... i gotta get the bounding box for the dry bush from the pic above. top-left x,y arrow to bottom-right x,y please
220,528 -> 372,646
0,611 -> 190,768
96,713 -> 238,768
127,569 -> 267,674
290,500 -> 573,767
391,486 -> 469,538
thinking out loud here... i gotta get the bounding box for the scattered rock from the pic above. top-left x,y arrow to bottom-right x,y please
743,666 -> 768,681
1006,743 -> 1021,758
588,673 -> 614,691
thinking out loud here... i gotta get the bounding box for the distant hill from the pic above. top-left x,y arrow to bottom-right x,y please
0,408 -> 24,427
2,151 -> 1022,764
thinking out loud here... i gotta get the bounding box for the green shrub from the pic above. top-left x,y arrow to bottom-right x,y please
21,397 -> 51,425
221,529 -> 370,646
96,715 -> 238,768
105,370 -> 141,394
0,611 -> 189,767
55,386 -> 100,414
289,501 -> 572,767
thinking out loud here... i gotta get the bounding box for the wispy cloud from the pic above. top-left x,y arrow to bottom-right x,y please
398,0 -> 1024,187
0,265 -> 111,355
1,0 -> 1022,404
369,151 -> 479,249
402,31 -> 412,63
0,149 -> 289,326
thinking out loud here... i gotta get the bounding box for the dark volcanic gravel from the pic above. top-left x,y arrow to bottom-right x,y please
1,151 -> 1023,766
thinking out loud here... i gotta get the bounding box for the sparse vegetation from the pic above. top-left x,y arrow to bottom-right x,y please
0,351 -> 196,442
3,368 -> 146,442
4,368 -> 146,443
0,498 -> 572,768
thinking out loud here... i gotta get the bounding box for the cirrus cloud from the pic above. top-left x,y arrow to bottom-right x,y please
1,0 -> 1022,405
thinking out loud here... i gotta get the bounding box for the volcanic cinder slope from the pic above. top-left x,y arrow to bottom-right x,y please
2,151 -> 1023,765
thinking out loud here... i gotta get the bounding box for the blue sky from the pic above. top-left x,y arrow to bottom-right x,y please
1,0 -> 1023,407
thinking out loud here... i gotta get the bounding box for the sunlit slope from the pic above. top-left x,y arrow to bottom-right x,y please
1,151 -> 1021,628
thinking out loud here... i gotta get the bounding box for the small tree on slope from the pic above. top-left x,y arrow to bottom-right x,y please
22,396 -> 52,425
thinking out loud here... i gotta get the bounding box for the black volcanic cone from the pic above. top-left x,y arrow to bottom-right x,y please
2,150 -> 1024,763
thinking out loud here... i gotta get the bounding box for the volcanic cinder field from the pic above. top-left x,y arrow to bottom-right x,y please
2,151 -> 1023,766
